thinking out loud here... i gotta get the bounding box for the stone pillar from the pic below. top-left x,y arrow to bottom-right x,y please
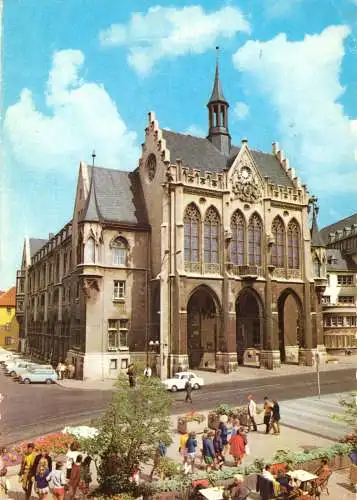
216,311 -> 238,373
298,282 -> 316,366
169,310 -> 189,374
261,273 -> 281,369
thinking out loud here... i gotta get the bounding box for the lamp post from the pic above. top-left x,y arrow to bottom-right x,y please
315,351 -> 321,399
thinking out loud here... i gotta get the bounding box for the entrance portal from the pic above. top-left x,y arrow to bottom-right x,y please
187,287 -> 220,369
278,290 -> 303,363
236,289 -> 263,366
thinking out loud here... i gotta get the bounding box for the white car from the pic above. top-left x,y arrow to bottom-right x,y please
162,372 -> 204,392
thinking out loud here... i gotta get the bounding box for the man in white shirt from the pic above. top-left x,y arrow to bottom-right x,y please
143,365 -> 152,377
247,394 -> 257,432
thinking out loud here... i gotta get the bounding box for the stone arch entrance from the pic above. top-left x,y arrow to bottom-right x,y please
236,288 -> 264,366
278,289 -> 304,363
187,286 -> 221,370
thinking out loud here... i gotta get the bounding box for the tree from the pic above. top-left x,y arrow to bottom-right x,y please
80,374 -> 172,495
331,392 -> 357,427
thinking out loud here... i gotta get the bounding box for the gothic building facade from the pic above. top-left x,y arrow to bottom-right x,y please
16,60 -> 327,379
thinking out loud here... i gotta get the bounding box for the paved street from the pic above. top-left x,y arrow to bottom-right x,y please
1,366 -> 356,444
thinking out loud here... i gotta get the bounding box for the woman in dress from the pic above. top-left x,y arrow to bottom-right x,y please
271,399 -> 281,435
19,442 -> 37,500
229,429 -> 246,466
68,454 -> 83,499
34,457 -> 50,500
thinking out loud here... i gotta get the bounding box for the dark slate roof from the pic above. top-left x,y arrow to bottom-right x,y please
162,130 -> 294,187
320,213 -> 357,244
83,166 -> 148,225
326,249 -> 357,272
208,64 -> 227,104
29,238 -> 47,257
311,213 -> 325,248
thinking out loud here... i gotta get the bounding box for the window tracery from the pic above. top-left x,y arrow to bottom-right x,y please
230,210 -> 245,266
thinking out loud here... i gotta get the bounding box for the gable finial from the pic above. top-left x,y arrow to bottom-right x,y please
92,150 -> 96,167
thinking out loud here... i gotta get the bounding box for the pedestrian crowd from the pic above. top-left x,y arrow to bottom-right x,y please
177,394 -> 281,476
0,441 -> 92,499
55,361 -> 75,381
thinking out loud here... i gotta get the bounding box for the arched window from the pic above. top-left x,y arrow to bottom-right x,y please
84,237 -> 95,263
271,217 -> 285,267
184,203 -> 200,263
287,220 -> 300,269
204,206 -> 220,264
77,234 -> 83,265
248,214 -> 262,266
112,237 -> 128,266
230,210 -> 245,266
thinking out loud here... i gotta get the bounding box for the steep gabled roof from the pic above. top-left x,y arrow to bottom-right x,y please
320,213 -> 357,244
0,287 -> 16,307
82,166 -> 148,225
326,249 -> 357,272
161,130 -> 294,187
208,62 -> 227,104
311,211 -> 325,248
29,238 -> 48,257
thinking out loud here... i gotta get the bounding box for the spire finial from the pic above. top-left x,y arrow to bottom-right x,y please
92,149 -> 96,167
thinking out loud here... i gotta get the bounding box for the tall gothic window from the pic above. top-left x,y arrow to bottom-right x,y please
204,206 -> 220,264
184,203 -> 200,263
84,237 -> 95,263
287,220 -> 300,269
230,210 -> 245,266
112,237 -> 128,266
248,213 -> 262,266
271,217 -> 285,267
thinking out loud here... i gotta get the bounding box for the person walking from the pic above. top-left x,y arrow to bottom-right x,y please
143,365 -> 152,377
247,395 -> 258,432
185,378 -> 193,403
60,361 -> 66,380
34,457 -> 50,500
47,461 -> 66,500
67,454 -> 82,499
31,449 -> 53,478
127,363 -> 136,388
202,432 -> 216,471
213,429 -> 224,469
0,446 -> 9,496
271,399 -> 281,435
19,442 -> 37,500
218,416 -> 229,459
229,429 -> 245,466
185,432 -> 198,473
263,397 -> 273,434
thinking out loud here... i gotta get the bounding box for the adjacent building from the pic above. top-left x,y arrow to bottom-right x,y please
320,214 -> 357,353
16,57 -> 327,379
0,287 -> 19,349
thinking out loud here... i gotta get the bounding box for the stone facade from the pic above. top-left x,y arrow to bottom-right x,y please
319,217 -> 357,353
16,62 -> 327,379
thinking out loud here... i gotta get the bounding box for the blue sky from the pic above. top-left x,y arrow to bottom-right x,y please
1,0 -> 357,288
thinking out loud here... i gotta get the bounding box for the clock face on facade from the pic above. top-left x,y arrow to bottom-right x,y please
146,154 -> 157,182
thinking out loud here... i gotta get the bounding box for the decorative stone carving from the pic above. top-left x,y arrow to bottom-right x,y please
83,278 -> 100,300
231,163 -> 262,203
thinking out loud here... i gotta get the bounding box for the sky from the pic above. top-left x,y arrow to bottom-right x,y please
1,0 -> 357,288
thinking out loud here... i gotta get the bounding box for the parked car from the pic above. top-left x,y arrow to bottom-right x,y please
3,358 -> 29,372
10,363 -> 51,378
162,372 -> 204,392
18,367 -> 58,384
0,352 -> 21,364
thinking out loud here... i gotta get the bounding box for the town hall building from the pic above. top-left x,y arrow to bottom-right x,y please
16,58 -> 327,380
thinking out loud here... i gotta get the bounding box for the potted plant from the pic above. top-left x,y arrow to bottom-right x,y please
177,411 -> 206,434
208,404 -> 234,430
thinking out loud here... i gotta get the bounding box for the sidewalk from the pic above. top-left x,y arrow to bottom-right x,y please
4,411 -> 356,498
56,354 -> 357,391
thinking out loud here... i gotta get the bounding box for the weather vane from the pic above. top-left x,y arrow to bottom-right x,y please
92,149 -> 96,167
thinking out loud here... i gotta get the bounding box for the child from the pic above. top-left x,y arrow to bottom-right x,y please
34,457 -> 50,500
47,461 -> 66,500
68,454 -> 82,499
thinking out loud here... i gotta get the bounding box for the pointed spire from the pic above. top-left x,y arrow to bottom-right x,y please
208,46 -> 228,104
309,196 -> 325,247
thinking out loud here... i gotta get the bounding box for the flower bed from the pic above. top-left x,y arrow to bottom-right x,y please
3,432 -> 75,467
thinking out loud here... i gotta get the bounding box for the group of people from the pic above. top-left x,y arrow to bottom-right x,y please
257,459 -> 331,499
55,361 -> 75,381
247,394 -> 281,435
0,441 -> 92,499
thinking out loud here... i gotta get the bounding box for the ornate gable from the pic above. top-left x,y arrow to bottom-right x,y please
228,144 -> 263,203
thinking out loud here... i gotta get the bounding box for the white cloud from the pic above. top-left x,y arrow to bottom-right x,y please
99,5 -> 251,76
184,124 -> 205,137
234,101 -> 250,120
4,50 -> 139,173
232,26 -> 357,192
